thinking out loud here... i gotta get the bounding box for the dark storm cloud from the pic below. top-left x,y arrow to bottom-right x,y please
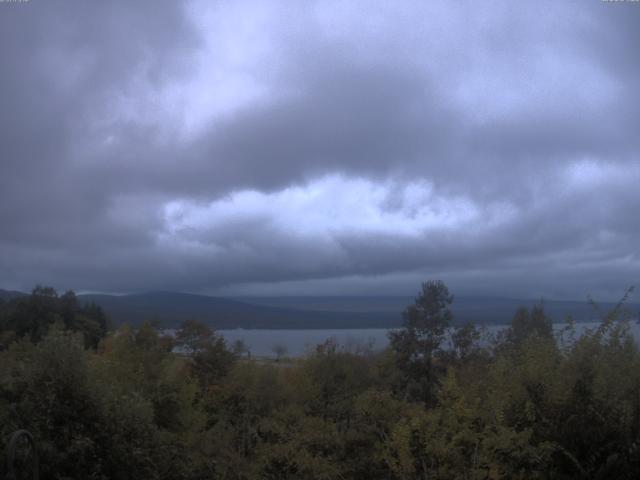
0,0 -> 197,243
0,0 -> 638,299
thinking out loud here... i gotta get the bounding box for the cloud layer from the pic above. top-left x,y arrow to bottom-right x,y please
1,0 -> 639,299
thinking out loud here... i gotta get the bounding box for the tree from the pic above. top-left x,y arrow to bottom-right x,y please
272,344 -> 288,362
388,280 -> 453,404
451,321 -> 481,361
0,286 -> 108,348
232,339 -> 250,358
175,319 -> 214,355
191,336 -> 237,390
0,330 -> 166,479
70,300 -> 109,348
506,304 -> 553,346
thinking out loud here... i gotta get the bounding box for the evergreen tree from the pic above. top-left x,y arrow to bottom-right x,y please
388,279 -> 453,404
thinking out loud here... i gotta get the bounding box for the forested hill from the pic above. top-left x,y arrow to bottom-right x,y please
81,292 -> 640,329
0,289 -> 26,301
2,289 -> 637,329
77,292 -> 400,329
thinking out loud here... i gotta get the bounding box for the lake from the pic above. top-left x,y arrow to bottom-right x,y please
216,321 -> 640,358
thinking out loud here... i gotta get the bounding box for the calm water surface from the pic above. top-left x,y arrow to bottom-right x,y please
216,321 -> 640,358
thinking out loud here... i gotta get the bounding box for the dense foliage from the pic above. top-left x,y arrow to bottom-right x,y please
0,287 -> 108,348
1,283 -> 639,479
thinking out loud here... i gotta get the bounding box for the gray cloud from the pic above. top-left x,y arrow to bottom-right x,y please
0,0 -> 638,300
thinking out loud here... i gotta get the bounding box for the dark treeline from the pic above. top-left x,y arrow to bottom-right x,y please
1,281 -> 639,479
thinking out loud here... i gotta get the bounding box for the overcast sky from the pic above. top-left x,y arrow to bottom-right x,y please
1,0 -> 639,300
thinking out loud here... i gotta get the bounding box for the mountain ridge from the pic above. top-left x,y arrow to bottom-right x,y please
3,288 -> 637,329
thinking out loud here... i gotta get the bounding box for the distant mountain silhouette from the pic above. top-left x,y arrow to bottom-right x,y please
3,289 -> 637,329
77,291 -> 401,329
0,289 -> 27,301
